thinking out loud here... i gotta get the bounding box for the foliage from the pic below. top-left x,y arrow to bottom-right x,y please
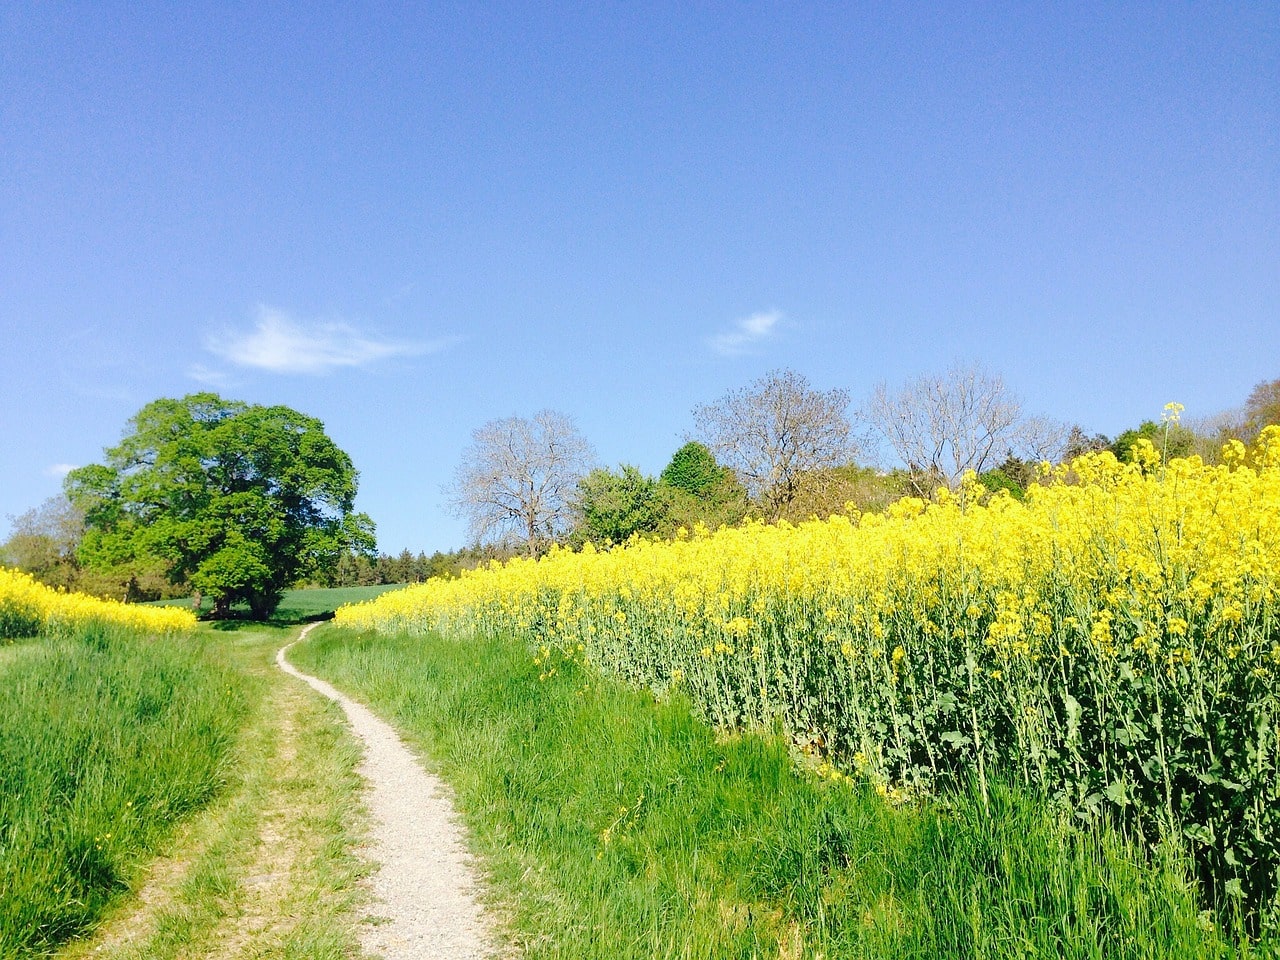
1112,418 -> 1196,464
0,566 -> 195,638
1175,380 -> 1280,464
447,410 -> 596,554
572,464 -> 666,546
777,464 -> 911,522
338,427 -> 1280,931
976,465 -> 1025,500
658,441 -> 727,499
693,368 -> 855,517
65,393 -> 375,618
1244,378 -> 1280,440
293,626 -> 1246,958
864,363 -> 1068,496
317,544 -> 515,587
0,625 -> 247,957
1,495 -> 84,592
658,485 -> 751,536
655,441 -> 749,533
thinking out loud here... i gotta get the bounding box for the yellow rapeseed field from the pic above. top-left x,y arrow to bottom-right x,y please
0,567 -> 196,638
339,427 -> 1280,914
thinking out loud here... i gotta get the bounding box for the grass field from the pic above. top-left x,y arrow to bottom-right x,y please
267,584 -> 408,621
0,639 -> 37,673
55,622 -> 368,960
293,625 -> 1255,959
0,625 -> 247,958
148,583 -> 407,622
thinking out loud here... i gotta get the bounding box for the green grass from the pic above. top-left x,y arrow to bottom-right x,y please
0,624 -> 249,958
147,583 -> 407,623
56,623 -> 368,960
292,627 -> 1260,959
0,638 -> 38,673
268,584 -> 407,621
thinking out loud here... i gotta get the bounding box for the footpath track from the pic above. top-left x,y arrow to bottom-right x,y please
278,624 -> 497,960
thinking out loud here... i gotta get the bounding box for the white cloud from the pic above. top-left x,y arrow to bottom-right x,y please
45,463 -> 77,478
205,306 -> 442,375
187,363 -> 235,388
707,310 -> 782,356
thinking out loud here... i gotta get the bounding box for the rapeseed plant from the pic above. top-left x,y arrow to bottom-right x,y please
0,566 -> 196,638
339,425 -> 1280,928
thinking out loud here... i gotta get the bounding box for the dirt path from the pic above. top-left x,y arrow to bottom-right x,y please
278,624 -> 497,960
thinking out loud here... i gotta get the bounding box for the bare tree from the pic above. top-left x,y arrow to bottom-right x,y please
2,495 -> 85,589
1244,377 -> 1280,440
862,364 -> 1067,496
448,410 -> 596,554
692,368 -> 855,518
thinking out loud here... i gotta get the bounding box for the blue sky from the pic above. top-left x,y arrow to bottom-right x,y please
2,2 -> 1277,553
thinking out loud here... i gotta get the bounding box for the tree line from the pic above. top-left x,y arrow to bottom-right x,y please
3,371 -> 1278,616
313,544 -> 512,588
445,366 -> 1280,556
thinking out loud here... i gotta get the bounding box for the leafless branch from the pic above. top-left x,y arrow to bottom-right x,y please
862,364 -> 1066,496
447,410 -> 596,554
692,369 -> 854,518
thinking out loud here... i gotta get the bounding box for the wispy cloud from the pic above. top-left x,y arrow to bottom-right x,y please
204,306 -> 443,375
45,463 -> 77,478
187,363 -> 235,389
707,310 -> 782,356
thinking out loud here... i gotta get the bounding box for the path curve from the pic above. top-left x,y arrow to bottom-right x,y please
278,624 -> 496,959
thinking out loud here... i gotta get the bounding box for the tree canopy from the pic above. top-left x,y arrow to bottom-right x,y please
65,393 -> 375,617
659,442 -> 727,499
448,410 -> 596,555
863,364 -> 1067,496
692,369 -> 854,518
1110,419 -> 1195,465
1244,378 -> 1280,440
573,464 -> 666,546
1,495 -> 85,592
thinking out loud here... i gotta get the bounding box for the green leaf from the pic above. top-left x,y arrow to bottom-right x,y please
1103,780 -> 1129,806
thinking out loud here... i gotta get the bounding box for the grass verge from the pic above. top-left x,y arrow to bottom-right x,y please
55,623 -> 368,960
0,625 -> 246,957
292,626 -> 1262,960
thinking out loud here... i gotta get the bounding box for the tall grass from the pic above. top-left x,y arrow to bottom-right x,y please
0,625 -> 247,958
293,626 -> 1253,959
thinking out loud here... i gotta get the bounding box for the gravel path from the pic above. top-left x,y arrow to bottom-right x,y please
278,624 -> 497,959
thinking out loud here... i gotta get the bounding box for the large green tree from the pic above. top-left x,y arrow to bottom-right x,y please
659,442 -> 728,499
65,393 -> 375,618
